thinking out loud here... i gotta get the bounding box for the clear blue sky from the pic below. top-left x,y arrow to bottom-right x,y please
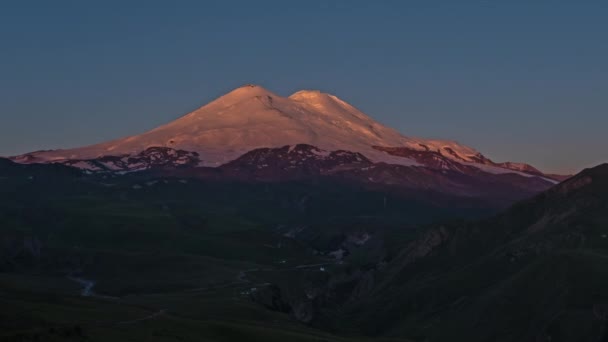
1,1 -> 606,174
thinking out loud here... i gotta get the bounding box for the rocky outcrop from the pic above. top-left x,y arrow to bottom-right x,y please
57,147 -> 201,172
250,284 -> 291,313
400,226 -> 451,264
373,145 -> 568,182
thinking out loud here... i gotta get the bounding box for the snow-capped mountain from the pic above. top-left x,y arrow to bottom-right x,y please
13,84 -> 478,166
10,84 -> 563,183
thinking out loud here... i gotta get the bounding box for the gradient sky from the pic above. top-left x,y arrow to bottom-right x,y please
1,1 -> 606,174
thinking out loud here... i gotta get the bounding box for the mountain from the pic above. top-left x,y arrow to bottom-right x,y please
6,84 -> 570,212
10,85 -> 562,178
11,85 -> 473,165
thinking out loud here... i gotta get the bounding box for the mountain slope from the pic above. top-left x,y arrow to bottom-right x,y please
339,164 -> 608,341
150,144 -> 553,208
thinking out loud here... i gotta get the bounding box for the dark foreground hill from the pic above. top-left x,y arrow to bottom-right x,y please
341,164 -> 608,341
0,158 -> 605,341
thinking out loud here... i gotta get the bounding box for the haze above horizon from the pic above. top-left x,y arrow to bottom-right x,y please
1,1 -> 606,174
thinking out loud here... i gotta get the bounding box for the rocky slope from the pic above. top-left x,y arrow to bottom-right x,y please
134,144 -> 553,208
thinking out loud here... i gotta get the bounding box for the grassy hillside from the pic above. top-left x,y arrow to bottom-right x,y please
341,165 -> 608,341
3,160 -> 607,341
0,160 -> 420,341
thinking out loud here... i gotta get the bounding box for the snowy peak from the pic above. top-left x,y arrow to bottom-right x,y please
193,84 -> 279,111
9,84 -> 559,181
288,89 -> 351,106
220,84 -> 276,99
288,89 -> 338,103
289,89 -> 368,119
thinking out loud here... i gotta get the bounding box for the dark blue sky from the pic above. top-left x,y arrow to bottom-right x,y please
1,1 -> 606,173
